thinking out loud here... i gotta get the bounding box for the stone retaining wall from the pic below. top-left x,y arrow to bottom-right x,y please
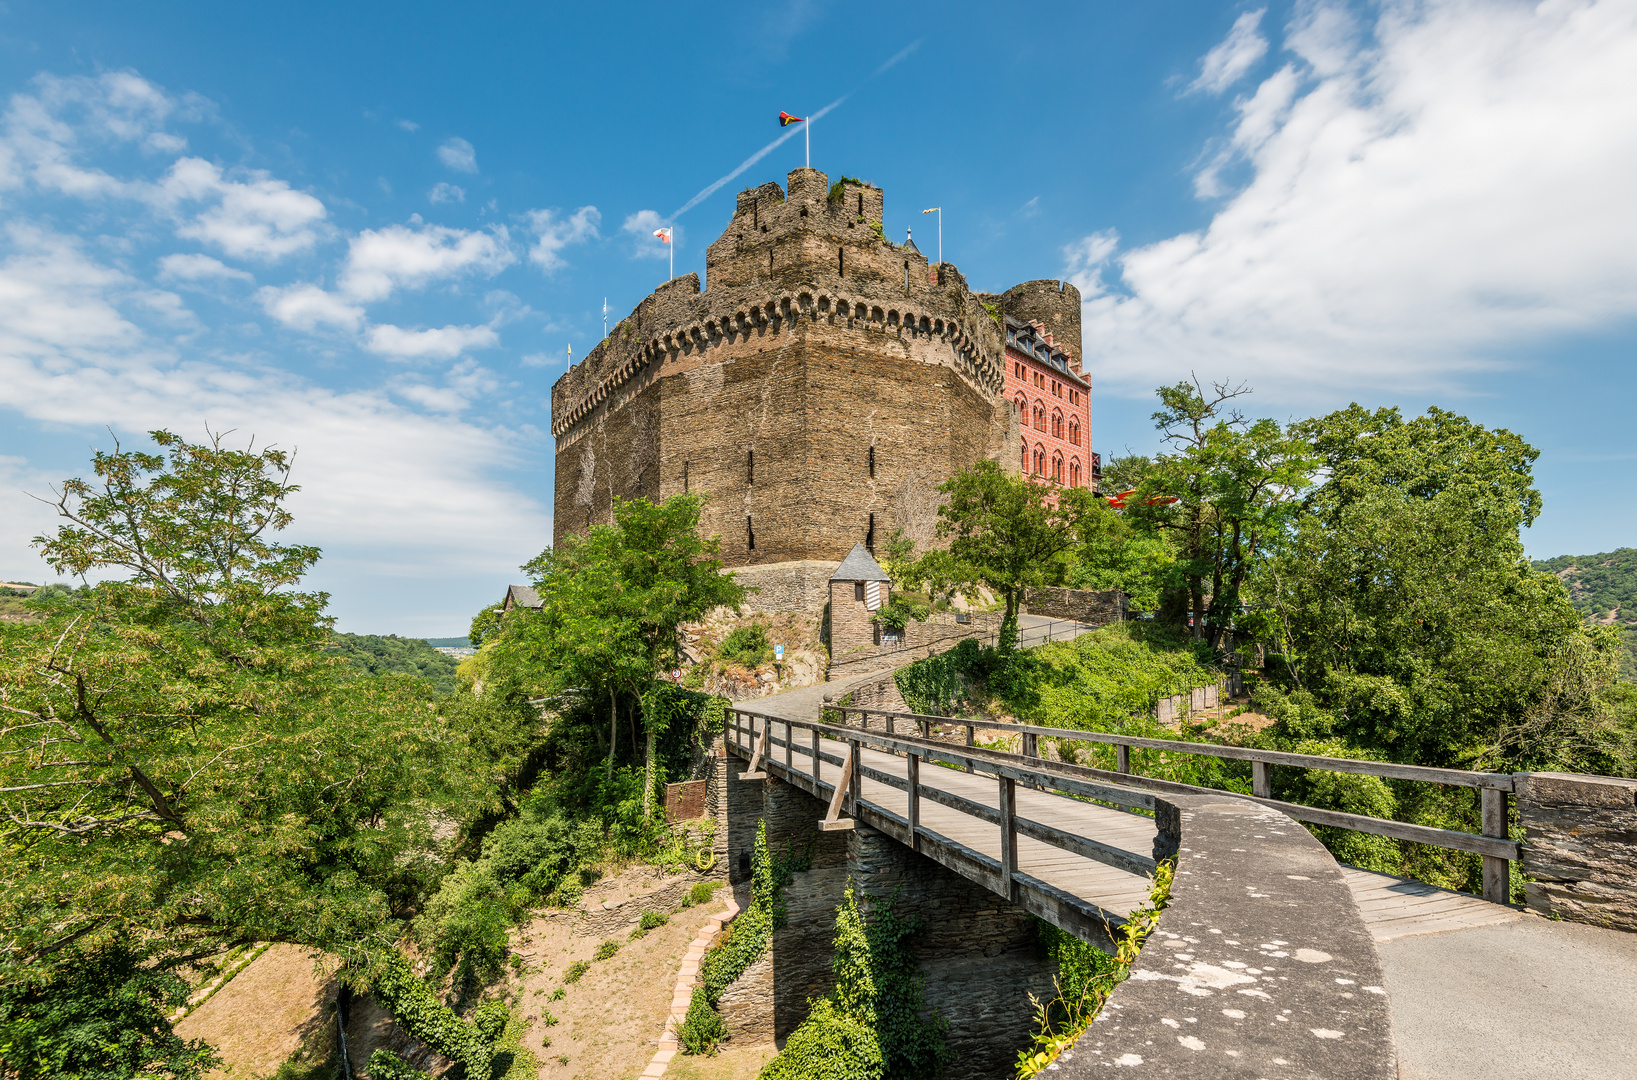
1059,795 -> 1396,1079
1518,771 -> 1637,933
1023,587 -> 1127,625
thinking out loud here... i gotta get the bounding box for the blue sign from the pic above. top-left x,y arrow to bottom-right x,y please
774,644 -> 785,660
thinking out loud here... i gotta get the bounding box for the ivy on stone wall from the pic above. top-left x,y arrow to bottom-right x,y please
758,886 -> 948,1080
370,953 -> 494,1077
1014,860 -> 1175,1079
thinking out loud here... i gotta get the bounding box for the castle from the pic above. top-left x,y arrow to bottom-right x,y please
550,167 -> 1093,612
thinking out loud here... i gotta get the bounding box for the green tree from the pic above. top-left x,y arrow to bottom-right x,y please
909,461 -> 1100,650
1120,379 -> 1314,644
0,431 -> 455,985
490,494 -> 744,782
1259,406 -> 1597,766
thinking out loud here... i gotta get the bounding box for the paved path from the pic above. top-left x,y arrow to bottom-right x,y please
1379,915 -> 1637,1080
749,660 -> 1637,1079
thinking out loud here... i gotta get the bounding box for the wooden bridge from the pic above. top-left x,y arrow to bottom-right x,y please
725,702 -> 1523,945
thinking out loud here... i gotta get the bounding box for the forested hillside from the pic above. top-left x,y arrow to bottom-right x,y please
1532,548 -> 1637,678
327,632 -> 460,693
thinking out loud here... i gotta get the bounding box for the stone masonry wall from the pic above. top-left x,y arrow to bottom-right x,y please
1022,586 -> 1127,625
552,167 -> 1028,561
1518,771 -> 1637,932
733,559 -> 839,613
850,825 -> 1057,1080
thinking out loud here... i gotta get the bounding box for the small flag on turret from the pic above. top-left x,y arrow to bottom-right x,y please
779,111 -> 805,127
653,227 -> 672,243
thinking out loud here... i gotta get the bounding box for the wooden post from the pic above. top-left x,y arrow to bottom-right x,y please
820,743 -> 857,832
907,752 -> 921,853
998,775 -> 1018,901
812,728 -> 821,785
1116,743 -> 1130,775
886,712 -> 894,736
849,739 -> 862,813
784,718 -> 792,772
1022,730 -> 1037,759
965,723 -> 975,772
1252,760 -> 1273,800
920,718 -> 929,739
1481,786 -> 1510,904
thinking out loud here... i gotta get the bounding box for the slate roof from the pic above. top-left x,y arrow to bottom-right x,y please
503,584 -> 542,611
829,542 -> 891,582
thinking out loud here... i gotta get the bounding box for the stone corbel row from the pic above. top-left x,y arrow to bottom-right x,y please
551,289 -> 1003,437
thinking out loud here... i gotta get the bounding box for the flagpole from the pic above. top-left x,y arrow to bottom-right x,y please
922,207 -> 942,267
806,118 -> 810,169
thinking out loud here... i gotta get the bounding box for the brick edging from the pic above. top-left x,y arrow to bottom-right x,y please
640,892 -> 743,1078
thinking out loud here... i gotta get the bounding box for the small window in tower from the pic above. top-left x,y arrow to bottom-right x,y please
747,449 -> 754,485
855,582 -> 865,601
800,206 -> 808,217
866,512 -> 875,553
683,461 -> 690,493
769,249 -> 774,271
857,193 -> 863,215
868,444 -> 876,478
839,248 -> 844,276
903,261 -> 909,289
747,517 -> 755,550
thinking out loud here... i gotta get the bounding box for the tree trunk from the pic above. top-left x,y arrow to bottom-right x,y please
1001,589 -> 1021,652
607,685 -> 618,779
644,728 -> 656,817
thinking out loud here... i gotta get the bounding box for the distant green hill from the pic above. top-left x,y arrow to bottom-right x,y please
328,633 -> 460,694
423,636 -> 470,648
1532,548 -> 1637,679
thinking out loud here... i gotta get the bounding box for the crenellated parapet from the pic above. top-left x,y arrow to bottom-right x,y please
548,165 -> 1044,568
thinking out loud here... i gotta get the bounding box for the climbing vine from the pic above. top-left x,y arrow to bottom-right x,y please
758,887 -> 949,1080
1014,859 -> 1175,1079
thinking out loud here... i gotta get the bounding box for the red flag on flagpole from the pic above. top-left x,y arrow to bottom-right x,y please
779,111 -> 805,126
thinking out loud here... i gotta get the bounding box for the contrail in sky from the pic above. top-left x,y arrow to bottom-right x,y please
667,39 -> 924,223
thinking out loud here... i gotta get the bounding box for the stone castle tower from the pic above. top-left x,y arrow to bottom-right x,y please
550,167 -> 1082,610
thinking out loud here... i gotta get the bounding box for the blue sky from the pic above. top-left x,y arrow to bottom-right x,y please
2,1 -> 1635,635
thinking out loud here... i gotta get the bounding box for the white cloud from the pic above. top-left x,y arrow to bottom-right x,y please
0,228 -> 550,627
1079,0 -> 1637,402
396,118 -> 419,132
392,359 -> 502,412
340,220 -> 514,303
157,157 -> 328,260
365,322 -> 499,360
257,283 -> 365,333
1190,9 -> 1269,95
437,136 -> 477,173
428,181 -> 465,204
527,206 -> 600,270
157,252 -> 252,282
621,209 -> 674,260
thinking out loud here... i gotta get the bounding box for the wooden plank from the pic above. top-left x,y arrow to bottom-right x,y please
821,745 -> 856,831
1013,814 -> 1158,877
1481,786 -> 1510,903
906,753 -> 921,854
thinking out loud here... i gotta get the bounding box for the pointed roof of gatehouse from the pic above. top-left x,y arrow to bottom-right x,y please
830,542 -> 891,582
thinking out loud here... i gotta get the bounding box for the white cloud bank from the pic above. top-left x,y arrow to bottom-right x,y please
1076,0 -> 1637,402
437,136 -> 478,173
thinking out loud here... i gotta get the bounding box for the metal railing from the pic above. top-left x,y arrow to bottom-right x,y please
821,705 -> 1521,904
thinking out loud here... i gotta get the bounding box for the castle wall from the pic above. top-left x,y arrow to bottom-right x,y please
551,167 -> 1049,572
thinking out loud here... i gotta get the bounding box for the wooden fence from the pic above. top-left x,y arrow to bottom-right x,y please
820,705 -> 1521,904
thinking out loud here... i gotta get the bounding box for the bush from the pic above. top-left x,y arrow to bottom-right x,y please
718,624 -> 771,667
473,998 -> 510,1043
758,999 -> 881,1080
413,862 -> 512,991
687,880 -> 721,907
679,986 -> 729,1056
632,910 -> 669,939
365,1049 -> 431,1080
483,815 -> 604,898
563,960 -> 591,984
594,940 -> 620,961
370,953 -> 492,1078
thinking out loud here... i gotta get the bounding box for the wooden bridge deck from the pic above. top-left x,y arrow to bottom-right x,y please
733,713 -> 1523,940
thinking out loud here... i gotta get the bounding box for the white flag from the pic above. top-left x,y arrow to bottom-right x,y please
654,227 -> 672,244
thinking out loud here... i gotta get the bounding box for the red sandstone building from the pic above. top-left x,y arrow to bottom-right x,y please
1004,316 -> 1096,490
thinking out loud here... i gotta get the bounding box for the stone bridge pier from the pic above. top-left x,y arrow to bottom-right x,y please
716,753 -> 1057,1080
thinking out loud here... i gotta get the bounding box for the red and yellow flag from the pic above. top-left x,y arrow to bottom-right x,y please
779,111 -> 805,127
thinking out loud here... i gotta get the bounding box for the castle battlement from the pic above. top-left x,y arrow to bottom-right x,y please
549,167 -> 1085,589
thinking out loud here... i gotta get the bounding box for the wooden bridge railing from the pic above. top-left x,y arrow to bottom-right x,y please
724,706 -> 1166,942
822,705 -> 1522,904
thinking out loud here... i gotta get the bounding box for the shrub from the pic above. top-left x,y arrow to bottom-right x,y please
370,953 -> 492,1078
718,624 -> 771,667
679,986 -> 729,1056
413,862 -> 512,992
594,940 -> 620,961
757,998 -> 881,1080
563,960 -> 591,984
631,910 -> 669,939
687,880 -> 721,907
473,998 -> 510,1043
365,1049 -> 431,1080
483,815 -> 604,898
